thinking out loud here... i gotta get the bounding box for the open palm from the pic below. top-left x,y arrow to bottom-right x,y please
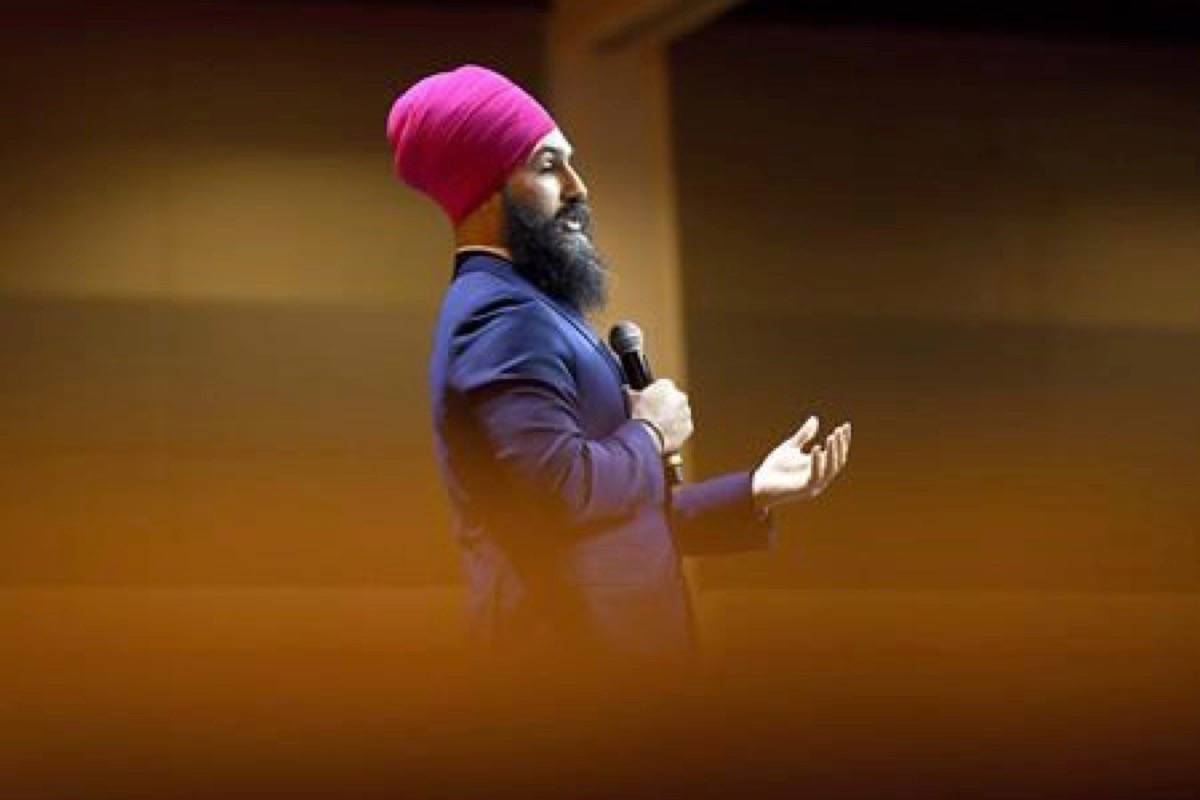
751,416 -> 851,510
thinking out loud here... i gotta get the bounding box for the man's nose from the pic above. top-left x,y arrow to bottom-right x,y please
563,164 -> 588,203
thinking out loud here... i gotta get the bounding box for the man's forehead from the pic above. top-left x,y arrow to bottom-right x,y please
527,129 -> 573,162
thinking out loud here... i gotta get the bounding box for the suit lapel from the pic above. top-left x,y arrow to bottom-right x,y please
454,255 -> 627,386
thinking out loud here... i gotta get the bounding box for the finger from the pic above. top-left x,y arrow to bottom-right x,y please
792,415 -> 820,449
820,438 -> 840,482
834,427 -> 848,469
811,445 -> 826,489
826,432 -> 842,475
827,425 -> 844,468
818,444 -> 832,490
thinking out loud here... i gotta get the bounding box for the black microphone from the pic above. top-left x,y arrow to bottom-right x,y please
608,321 -> 684,485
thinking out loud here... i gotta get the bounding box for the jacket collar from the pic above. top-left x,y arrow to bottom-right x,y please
452,251 -> 625,383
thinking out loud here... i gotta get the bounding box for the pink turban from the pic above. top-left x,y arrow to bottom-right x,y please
386,64 -> 557,225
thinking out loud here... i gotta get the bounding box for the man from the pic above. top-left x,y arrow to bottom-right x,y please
388,64 -> 850,657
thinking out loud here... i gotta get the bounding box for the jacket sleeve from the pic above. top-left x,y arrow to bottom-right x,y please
670,471 -> 776,556
447,293 -> 665,529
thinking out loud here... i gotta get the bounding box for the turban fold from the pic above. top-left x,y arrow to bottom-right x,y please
387,64 -> 557,225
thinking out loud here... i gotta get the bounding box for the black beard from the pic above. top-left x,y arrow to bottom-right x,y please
501,189 -> 608,314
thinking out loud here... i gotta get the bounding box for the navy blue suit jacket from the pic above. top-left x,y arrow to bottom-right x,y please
429,251 -> 773,655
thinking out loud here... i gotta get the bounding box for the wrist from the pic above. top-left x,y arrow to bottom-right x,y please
634,418 -> 666,454
750,466 -> 771,513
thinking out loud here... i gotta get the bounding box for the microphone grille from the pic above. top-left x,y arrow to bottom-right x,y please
608,321 -> 643,355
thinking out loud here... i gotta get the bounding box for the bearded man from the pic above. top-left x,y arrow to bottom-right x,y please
387,65 -> 851,657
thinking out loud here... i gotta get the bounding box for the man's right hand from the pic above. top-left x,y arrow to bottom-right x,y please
625,378 -> 693,454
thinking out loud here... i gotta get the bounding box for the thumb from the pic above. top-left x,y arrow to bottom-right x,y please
791,415 -> 819,448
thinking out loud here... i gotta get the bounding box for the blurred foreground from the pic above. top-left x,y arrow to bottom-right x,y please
5,585 -> 1197,799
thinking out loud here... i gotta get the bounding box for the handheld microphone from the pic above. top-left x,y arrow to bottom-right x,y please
608,321 -> 684,486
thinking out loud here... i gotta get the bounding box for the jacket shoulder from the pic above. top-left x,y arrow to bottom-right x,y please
442,272 -> 563,340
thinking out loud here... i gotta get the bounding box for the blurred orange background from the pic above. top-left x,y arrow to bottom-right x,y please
2,1 -> 1197,797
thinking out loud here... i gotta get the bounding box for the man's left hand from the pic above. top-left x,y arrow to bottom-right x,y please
751,416 -> 851,511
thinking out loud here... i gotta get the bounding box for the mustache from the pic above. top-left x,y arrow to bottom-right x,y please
555,201 -> 592,231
